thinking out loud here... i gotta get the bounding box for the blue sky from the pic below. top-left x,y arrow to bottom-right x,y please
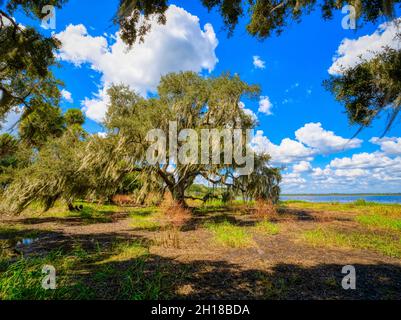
3,0 -> 401,193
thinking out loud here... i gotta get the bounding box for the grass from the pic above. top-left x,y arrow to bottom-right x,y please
254,220 -> 280,235
283,200 -> 401,215
130,208 -> 161,231
102,241 -> 149,263
356,214 -> 401,232
302,228 -> 401,258
0,238 -> 181,300
205,220 -> 254,248
19,201 -> 123,221
3,199 -> 401,299
0,249 -> 93,300
0,224 -> 37,238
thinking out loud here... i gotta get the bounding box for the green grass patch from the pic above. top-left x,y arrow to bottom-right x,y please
21,201 -> 123,220
102,241 -> 149,263
130,209 -> 161,231
283,200 -> 401,215
205,221 -> 254,248
254,220 -> 280,235
302,228 -> 401,258
0,238 -> 181,300
0,250 -> 93,300
356,214 -> 401,232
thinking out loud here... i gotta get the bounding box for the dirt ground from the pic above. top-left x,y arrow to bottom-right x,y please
1,205 -> 401,300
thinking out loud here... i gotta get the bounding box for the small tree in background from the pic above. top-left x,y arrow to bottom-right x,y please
64,108 -> 85,127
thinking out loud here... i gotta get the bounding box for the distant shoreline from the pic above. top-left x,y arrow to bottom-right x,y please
282,194 -> 401,197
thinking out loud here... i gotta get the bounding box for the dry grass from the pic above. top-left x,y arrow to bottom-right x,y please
156,193 -> 192,248
112,194 -> 135,206
254,199 -> 278,220
159,193 -> 191,229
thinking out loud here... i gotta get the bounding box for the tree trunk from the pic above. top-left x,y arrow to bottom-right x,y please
169,184 -> 187,207
67,201 -> 75,212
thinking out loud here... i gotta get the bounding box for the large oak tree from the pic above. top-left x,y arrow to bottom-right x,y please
81,72 -> 281,205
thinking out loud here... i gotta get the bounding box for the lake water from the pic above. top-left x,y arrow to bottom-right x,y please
281,195 -> 401,204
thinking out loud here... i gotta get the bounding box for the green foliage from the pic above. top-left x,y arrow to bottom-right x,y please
64,108 -> 85,127
81,72 -> 280,205
130,209 -> 161,231
0,133 -> 17,165
1,127 -> 90,213
114,0 -> 400,45
5,0 -> 67,18
0,133 -> 19,189
234,154 -> 281,203
0,239 -> 170,300
221,189 -> 235,203
19,103 -> 65,147
325,46 -> 401,132
354,199 -> 367,206
0,2 -> 63,124
116,0 -> 168,46
0,249 -> 88,300
283,199 -> 401,214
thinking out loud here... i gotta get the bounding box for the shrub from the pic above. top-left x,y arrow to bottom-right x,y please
112,194 -> 135,206
354,199 -> 367,206
254,199 -> 277,219
157,193 -> 192,248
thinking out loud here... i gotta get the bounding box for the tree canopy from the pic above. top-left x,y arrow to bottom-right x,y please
64,108 -> 85,127
325,45 -> 401,134
114,1 -> 401,130
2,0 -> 400,133
115,0 -> 400,45
80,72 -> 281,205
0,0 -> 64,127
1,72 -> 283,213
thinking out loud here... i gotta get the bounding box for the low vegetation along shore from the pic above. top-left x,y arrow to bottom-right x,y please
1,199 -> 401,300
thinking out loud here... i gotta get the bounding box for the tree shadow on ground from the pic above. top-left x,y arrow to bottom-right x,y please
70,252 -> 401,300
3,211 -> 129,227
278,207 -> 355,223
2,223 -> 401,300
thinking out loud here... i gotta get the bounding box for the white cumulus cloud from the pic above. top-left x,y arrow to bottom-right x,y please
253,55 -> 266,69
238,101 -> 257,121
329,19 -> 401,75
293,161 -> 312,173
252,130 -> 315,164
252,123 -> 362,166
56,5 -> 219,122
370,137 -> 401,155
61,89 -> 73,103
258,96 -> 273,115
295,122 -> 362,154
